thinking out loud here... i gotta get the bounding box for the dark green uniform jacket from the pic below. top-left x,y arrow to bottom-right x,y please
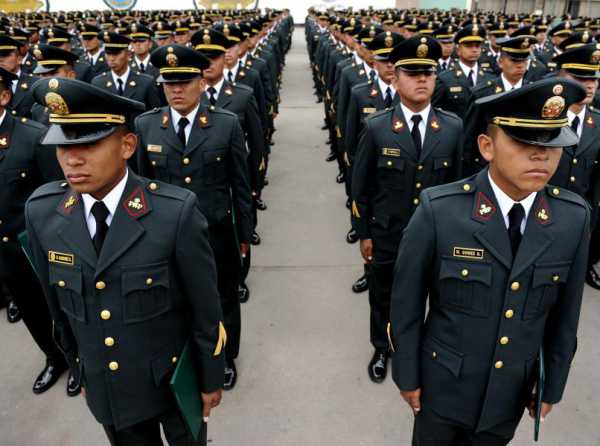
25,174 -> 226,430
390,169 -> 590,432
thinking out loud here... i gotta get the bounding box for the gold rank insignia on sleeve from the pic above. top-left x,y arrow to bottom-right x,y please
48,251 -> 74,266
351,200 -> 361,218
213,321 -> 228,356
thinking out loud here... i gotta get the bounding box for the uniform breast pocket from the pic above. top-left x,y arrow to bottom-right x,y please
5,167 -> 31,185
49,264 -> 86,322
433,157 -> 452,180
121,262 -> 171,324
148,153 -> 168,169
202,149 -> 227,185
523,262 -> 570,320
438,257 -> 492,317
377,156 -> 405,189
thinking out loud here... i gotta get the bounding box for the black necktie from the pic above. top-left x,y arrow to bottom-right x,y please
207,87 -> 217,106
177,117 -> 189,147
369,70 -> 376,82
467,69 -> 475,87
441,62 -> 446,71
571,115 -> 580,135
411,115 -> 422,157
139,62 -> 145,72
508,203 -> 525,257
227,70 -> 234,83
117,78 -> 124,95
384,87 -> 393,108
91,201 -> 110,254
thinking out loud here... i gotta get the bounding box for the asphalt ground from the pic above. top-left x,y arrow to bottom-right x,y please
0,29 -> 599,446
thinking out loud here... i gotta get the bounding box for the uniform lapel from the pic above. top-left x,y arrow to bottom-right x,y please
94,173 -> 149,279
471,170 -> 513,270
574,108 -> 596,156
11,74 -> 28,108
184,105 -> 210,156
509,191 -> 554,280
217,82 -> 234,109
391,105 -> 419,161
0,113 -> 15,163
122,72 -> 137,99
56,191 -> 98,269
420,108 -> 441,161
160,107 -> 184,154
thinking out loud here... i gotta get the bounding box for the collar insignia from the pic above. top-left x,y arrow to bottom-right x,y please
495,85 -> 503,93
535,196 -> 552,225
239,70 -> 246,78
59,193 -> 78,214
224,87 -> 233,96
586,115 -> 594,127
161,113 -> 169,126
392,117 -> 404,133
430,119 -> 440,131
370,88 -> 378,97
473,192 -> 496,221
123,187 -> 148,218
129,80 -> 136,87
0,133 -> 9,148
199,113 -> 209,127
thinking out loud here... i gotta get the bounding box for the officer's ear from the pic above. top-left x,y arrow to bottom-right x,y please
478,125 -> 497,163
116,127 -> 137,161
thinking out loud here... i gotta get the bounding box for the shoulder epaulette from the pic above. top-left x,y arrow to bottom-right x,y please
145,180 -> 189,201
28,181 -> 68,201
428,178 -> 477,201
545,185 -> 588,208
434,107 -> 461,122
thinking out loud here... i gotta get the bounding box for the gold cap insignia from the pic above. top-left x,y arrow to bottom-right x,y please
49,78 -> 60,90
369,27 -> 376,38
416,43 -> 428,58
104,32 -> 110,42
521,38 -> 530,49
591,50 -> 600,64
420,36 -> 427,43
541,96 -> 565,118
583,31 -> 590,42
45,92 -> 69,115
203,29 -> 211,45
33,46 -> 43,60
131,24 -> 137,33
552,84 -> 564,95
472,24 -> 479,36
48,29 -> 54,38
223,25 -> 230,37
384,32 -> 393,48
166,51 -> 178,67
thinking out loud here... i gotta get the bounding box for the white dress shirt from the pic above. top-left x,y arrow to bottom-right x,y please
11,70 -> 20,94
500,74 -> 523,91
170,103 -> 200,144
0,109 -> 6,127
82,169 -> 129,238
354,53 -> 363,66
111,67 -> 131,90
87,48 -> 104,65
364,63 -> 376,80
377,77 -> 396,102
567,106 -> 586,139
458,60 -> 479,85
401,102 -> 431,146
224,62 -> 240,83
134,55 -> 151,70
488,172 -> 536,234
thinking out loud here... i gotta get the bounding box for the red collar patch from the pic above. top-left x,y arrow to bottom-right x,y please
473,192 -> 496,221
122,187 -> 149,218
534,196 -> 552,225
59,193 -> 79,214
392,116 -> 404,133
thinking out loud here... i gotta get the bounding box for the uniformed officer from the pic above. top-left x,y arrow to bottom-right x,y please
173,20 -> 191,46
152,21 -> 175,47
136,45 -> 252,391
0,35 -> 38,118
91,32 -> 161,111
390,78 -> 589,445
194,27 -> 266,302
505,27 -> 548,82
351,36 -> 463,384
550,44 -> 600,289
463,35 -> 533,175
433,24 -> 495,119
27,77 -> 225,446
433,24 -> 457,73
0,65 -> 74,396
79,23 -> 108,77
127,23 -> 159,78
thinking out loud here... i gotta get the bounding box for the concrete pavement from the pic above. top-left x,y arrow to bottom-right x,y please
0,29 -> 599,446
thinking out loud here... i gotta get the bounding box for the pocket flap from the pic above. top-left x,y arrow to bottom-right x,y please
434,157 -> 452,170
532,262 -> 571,288
377,156 -> 405,171
423,336 -> 464,377
151,344 -> 181,386
121,262 -> 169,296
5,167 -> 30,183
148,153 -> 168,168
439,258 -> 492,285
49,264 -> 83,294
203,150 -> 226,164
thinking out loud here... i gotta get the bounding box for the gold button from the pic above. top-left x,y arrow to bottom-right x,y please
387,161 -> 393,166
505,309 -> 514,319
151,160 -> 157,166
573,158 -> 578,164
495,361 -> 504,369
109,361 -> 119,371
461,269 -> 469,277
101,310 -> 111,320
58,280 -> 66,288
2,236 -> 8,243
20,172 -> 26,178
105,337 -> 115,347
570,176 -> 576,183
413,198 -> 420,205
510,282 -> 520,291
171,356 -> 178,363
183,157 -> 190,165
96,281 -> 106,290
432,352 -> 437,358
463,184 -> 471,192
185,176 -> 192,184
146,278 -> 153,286
500,336 -> 509,345
216,156 -> 221,161
149,182 -> 158,191
415,182 -> 422,189
443,161 -> 449,167
552,275 -> 560,282
552,187 -> 560,196
417,165 -> 423,170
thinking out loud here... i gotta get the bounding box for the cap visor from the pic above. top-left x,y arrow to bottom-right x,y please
502,125 -> 578,147
42,124 -> 118,145
156,73 -> 201,83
